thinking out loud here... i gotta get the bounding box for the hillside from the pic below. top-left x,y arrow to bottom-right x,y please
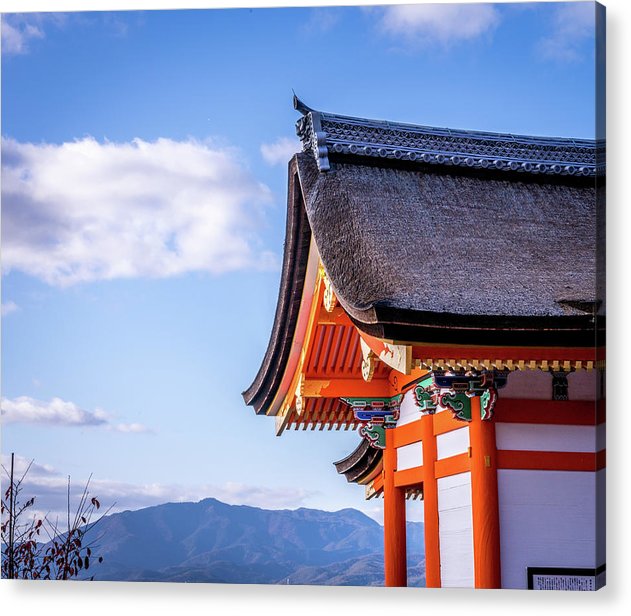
85,497 -> 425,586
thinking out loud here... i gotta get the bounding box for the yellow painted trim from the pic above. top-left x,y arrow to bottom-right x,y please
302,379 -> 331,397
413,358 -> 603,372
275,259 -> 328,426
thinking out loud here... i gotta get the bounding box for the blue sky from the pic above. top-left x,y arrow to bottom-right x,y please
1,2 -> 600,523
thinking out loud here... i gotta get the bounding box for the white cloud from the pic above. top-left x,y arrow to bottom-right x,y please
1,13 -> 68,56
1,396 -> 108,427
1,454 -> 317,520
1,395 -> 150,433
1,14 -> 44,55
260,137 -> 301,166
1,137 -> 276,287
537,2 -> 594,63
376,3 -> 500,47
1,300 -> 19,316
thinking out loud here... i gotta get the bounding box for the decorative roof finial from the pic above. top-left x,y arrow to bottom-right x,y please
292,91 -> 314,116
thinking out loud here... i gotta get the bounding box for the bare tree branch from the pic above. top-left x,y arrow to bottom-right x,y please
1,453 -> 108,580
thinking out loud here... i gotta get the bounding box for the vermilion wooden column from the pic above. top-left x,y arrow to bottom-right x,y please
469,396 -> 501,589
421,413 -> 441,587
384,428 -> 407,587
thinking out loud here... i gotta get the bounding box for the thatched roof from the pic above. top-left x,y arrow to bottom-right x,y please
297,152 -> 602,346
243,103 -> 603,415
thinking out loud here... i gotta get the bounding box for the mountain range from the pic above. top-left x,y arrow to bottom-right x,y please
84,497 -> 425,586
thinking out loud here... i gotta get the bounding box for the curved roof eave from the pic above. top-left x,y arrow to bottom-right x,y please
242,156 -> 312,414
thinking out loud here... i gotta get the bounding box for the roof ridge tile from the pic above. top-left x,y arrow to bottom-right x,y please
294,100 -> 604,177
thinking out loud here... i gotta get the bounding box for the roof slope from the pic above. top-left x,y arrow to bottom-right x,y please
297,152 -> 601,345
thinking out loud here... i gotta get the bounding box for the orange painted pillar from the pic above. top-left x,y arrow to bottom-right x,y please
421,413 -> 441,587
383,428 -> 407,587
469,396 -> 501,589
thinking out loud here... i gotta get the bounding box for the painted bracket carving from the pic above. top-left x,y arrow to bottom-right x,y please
359,332 -> 412,376
341,395 -> 403,429
358,423 -> 385,449
430,370 -> 508,422
359,337 -> 376,383
413,384 -> 437,414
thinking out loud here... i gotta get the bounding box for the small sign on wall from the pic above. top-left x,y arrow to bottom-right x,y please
527,566 -> 606,591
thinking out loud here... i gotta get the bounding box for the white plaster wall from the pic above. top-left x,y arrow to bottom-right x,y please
398,389 -> 421,426
397,441 -> 423,471
567,370 -> 600,401
498,469 -> 603,589
438,472 -> 474,588
501,370 -> 552,399
596,469 -> 606,566
495,423 -> 604,453
437,427 -> 470,459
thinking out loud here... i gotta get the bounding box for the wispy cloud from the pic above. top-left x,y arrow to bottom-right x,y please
1,300 -> 19,316
303,8 -> 341,34
111,422 -> 151,434
374,3 -> 500,48
1,396 -> 151,433
537,2 -> 595,63
1,14 -> 45,55
101,12 -> 130,38
1,454 -> 317,520
1,137 -> 277,286
260,137 -> 301,166
1,13 -> 67,55
1,12 -> 138,56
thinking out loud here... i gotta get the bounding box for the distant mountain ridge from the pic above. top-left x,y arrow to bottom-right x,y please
87,497 -> 425,586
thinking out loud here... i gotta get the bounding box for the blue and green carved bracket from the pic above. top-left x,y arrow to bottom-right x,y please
431,370 -> 506,422
413,383 -> 438,414
438,391 -> 472,421
358,423 -> 386,449
437,388 -> 498,422
433,371 -> 508,393
341,394 -> 403,428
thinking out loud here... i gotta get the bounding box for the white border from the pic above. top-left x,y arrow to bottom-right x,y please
1,1 -> 629,615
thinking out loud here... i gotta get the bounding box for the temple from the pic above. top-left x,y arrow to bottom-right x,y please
243,97 -> 605,590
